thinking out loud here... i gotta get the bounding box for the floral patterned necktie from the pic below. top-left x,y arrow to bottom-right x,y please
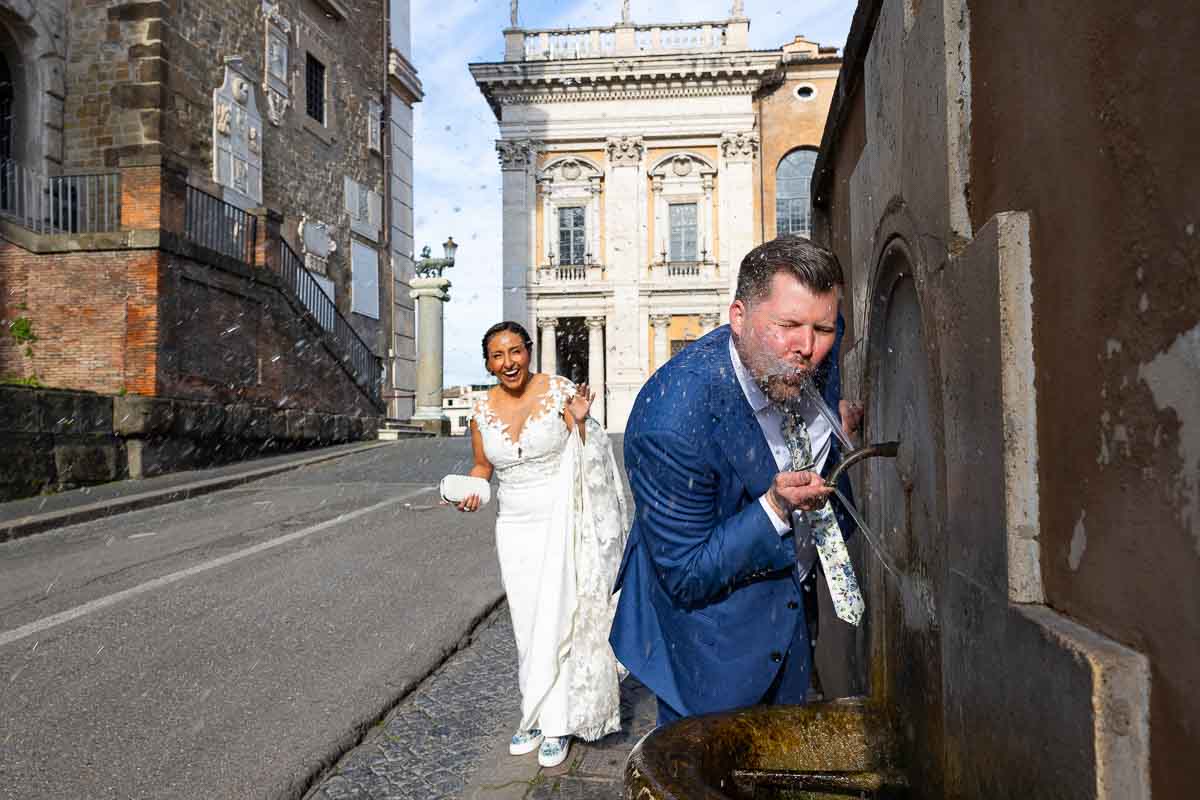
781,411 -> 865,626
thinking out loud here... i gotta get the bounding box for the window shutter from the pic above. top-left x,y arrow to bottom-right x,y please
351,241 -> 380,319
369,190 -> 383,241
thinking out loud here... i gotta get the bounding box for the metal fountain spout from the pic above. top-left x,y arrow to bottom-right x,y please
825,441 -> 900,488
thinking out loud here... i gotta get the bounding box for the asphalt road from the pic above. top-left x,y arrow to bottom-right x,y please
0,437 -> 503,800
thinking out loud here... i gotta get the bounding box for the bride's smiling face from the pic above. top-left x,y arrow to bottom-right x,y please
486,331 -> 532,390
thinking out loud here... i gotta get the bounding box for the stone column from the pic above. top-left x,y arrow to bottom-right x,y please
720,131 -> 759,297
409,276 -> 451,434
699,312 -> 721,335
498,139 -> 536,325
604,135 -> 646,432
651,314 -> 671,372
586,315 -> 606,427
539,317 -> 558,375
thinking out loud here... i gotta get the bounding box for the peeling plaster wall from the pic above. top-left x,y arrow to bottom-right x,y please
968,3 -> 1200,795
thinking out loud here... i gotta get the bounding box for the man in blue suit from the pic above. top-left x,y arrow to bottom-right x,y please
609,236 -> 860,725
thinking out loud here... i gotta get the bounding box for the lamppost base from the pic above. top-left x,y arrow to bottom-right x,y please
410,409 -> 450,436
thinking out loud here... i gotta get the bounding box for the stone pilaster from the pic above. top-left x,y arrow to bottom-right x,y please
651,314 -> 671,372
538,316 -> 558,375
586,315 -> 606,426
498,139 -> 538,326
720,131 -> 759,296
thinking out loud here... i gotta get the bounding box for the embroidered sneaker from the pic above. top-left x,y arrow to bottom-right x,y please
509,728 -> 543,756
537,735 -> 570,768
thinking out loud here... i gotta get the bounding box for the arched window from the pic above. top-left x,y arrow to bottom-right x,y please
775,149 -> 817,238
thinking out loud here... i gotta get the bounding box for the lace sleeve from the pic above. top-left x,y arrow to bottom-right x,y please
553,376 -> 577,413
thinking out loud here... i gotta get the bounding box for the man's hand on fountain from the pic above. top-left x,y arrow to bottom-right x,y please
767,470 -> 833,518
840,399 -> 864,441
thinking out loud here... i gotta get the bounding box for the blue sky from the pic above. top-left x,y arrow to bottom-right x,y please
409,0 -> 857,386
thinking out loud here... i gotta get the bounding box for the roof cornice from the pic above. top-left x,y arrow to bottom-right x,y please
470,50 -> 783,118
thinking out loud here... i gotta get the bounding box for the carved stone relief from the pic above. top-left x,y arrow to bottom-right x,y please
262,1 -> 291,126
496,139 -> 538,170
606,135 -> 644,165
299,216 -> 337,275
720,130 -> 759,162
213,58 -> 264,206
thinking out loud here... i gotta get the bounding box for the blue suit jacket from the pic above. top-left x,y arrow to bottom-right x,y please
609,322 -> 853,717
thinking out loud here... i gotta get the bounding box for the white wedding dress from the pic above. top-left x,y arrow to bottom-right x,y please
473,376 -> 628,740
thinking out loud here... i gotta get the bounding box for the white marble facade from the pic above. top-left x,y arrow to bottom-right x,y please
473,12 -> 778,431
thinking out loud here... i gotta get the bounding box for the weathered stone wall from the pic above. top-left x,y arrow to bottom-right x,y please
0,0 -> 68,171
162,0 -> 388,354
0,386 -> 126,500
0,384 -> 378,501
50,0 -> 390,357
967,2 -> 1200,795
63,0 -> 165,169
811,0 -> 1183,795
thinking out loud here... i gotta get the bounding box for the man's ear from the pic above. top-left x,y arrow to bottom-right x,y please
729,299 -> 747,338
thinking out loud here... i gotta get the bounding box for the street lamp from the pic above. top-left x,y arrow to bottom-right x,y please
415,236 -> 457,277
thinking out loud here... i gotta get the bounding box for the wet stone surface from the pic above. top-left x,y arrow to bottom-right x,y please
310,608 -> 657,800
309,609 -> 520,800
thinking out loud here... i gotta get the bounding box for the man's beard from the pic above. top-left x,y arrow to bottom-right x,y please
733,335 -> 814,406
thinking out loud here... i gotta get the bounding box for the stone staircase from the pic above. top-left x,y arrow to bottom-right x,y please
376,419 -> 437,441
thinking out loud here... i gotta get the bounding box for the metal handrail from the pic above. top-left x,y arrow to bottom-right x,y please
0,159 -> 121,234
279,240 -> 382,404
183,185 -> 257,264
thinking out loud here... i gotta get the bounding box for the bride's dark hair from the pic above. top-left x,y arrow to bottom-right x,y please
481,321 -> 534,364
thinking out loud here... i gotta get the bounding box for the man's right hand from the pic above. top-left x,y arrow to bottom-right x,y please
767,470 -> 833,518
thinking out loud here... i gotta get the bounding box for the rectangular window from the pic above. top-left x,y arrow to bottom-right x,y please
557,206 -> 587,265
669,203 -> 698,262
351,240 -> 380,319
305,54 -> 326,124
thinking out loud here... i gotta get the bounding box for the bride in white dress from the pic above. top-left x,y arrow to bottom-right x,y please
456,321 -> 628,768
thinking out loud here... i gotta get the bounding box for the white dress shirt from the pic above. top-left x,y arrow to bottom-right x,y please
729,338 -> 833,579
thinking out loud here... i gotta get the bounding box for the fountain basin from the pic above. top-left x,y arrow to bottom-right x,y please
624,698 -> 906,799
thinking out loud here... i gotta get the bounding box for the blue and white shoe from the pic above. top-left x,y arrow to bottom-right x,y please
509,728 -> 543,756
537,735 -> 570,768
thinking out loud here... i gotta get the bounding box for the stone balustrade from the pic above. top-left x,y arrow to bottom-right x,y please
507,18 -> 748,61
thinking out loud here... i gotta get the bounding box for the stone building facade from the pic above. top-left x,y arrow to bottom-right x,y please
471,4 -> 839,431
0,0 -> 421,494
810,0 -> 1197,796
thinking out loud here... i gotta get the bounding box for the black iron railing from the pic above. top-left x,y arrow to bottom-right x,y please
183,185 -> 257,264
0,159 -> 121,234
279,240 -> 382,403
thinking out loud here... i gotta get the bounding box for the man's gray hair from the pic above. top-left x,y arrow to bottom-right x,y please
734,236 -> 844,306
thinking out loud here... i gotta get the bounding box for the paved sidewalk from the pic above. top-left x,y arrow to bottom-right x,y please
307,607 -> 656,800
0,440 -> 390,541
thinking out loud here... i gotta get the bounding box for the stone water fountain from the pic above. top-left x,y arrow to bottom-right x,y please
625,0 -> 1179,794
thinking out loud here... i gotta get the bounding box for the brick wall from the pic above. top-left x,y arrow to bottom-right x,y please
157,252 -> 379,416
0,240 -> 158,394
1,234 -> 377,416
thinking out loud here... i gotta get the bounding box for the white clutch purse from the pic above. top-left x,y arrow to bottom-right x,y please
439,475 -> 492,506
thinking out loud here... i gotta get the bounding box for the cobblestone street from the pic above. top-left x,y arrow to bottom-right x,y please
308,607 -> 656,800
